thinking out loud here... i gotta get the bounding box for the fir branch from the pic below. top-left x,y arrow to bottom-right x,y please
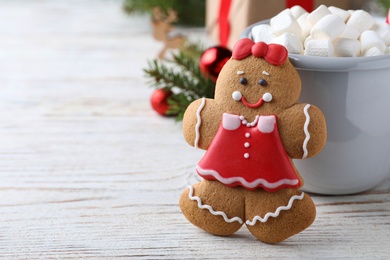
123,0 -> 177,15
180,41 -> 206,59
175,57 -> 214,98
122,0 -> 205,26
167,93 -> 191,121
144,59 -> 202,100
144,41 -> 216,121
379,0 -> 390,9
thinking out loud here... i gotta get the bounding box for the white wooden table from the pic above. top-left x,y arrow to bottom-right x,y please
0,0 -> 389,259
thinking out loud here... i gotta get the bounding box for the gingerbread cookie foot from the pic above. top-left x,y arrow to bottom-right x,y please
179,180 -> 245,236
245,191 -> 316,244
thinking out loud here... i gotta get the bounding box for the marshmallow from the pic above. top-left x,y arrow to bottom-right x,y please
381,31 -> 390,46
270,9 -> 302,37
364,47 -> 384,57
290,5 -> 307,19
251,24 -> 275,44
328,6 -> 350,22
303,35 -> 314,49
347,10 -> 375,33
307,5 -> 331,27
360,30 -> 386,54
254,6 -> 390,58
333,38 -> 360,57
375,23 -> 390,46
310,14 -> 346,41
297,13 -> 311,40
339,25 -> 360,40
304,35 -> 313,48
270,33 -> 303,54
304,39 -> 334,57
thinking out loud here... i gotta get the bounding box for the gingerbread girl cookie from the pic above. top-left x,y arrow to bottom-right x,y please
179,38 -> 327,244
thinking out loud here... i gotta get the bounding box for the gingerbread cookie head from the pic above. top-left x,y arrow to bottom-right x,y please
215,38 -> 301,117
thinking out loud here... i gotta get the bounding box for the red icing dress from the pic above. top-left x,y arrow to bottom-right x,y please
196,113 -> 301,192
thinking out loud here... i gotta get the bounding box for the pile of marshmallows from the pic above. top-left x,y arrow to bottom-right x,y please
250,5 -> 390,57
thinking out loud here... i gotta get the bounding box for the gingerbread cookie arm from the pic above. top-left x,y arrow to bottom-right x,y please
182,98 -> 222,150
278,103 -> 327,159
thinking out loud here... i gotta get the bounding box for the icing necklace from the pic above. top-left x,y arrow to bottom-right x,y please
239,115 -> 259,127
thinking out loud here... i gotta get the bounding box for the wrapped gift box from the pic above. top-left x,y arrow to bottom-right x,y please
206,0 -> 366,49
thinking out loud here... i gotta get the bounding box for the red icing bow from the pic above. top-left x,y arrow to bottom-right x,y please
232,38 -> 288,66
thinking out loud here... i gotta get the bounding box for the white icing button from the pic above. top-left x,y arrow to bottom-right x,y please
244,142 -> 250,148
232,91 -> 242,101
245,133 -> 251,138
263,92 -> 273,102
244,153 -> 250,159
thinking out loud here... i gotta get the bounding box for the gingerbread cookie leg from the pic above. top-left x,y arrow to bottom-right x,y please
179,180 -> 245,236
244,188 -> 316,244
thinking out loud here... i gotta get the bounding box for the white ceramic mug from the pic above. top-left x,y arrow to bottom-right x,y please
241,21 -> 390,195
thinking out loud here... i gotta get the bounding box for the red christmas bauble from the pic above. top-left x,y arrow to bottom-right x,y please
387,8 -> 390,24
200,46 -> 232,81
150,89 -> 172,116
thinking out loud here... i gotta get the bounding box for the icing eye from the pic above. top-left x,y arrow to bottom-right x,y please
258,79 -> 267,86
239,77 -> 248,85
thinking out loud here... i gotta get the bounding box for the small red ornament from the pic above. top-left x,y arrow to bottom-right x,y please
150,89 -> 173,116
200,46 -> 232,81
387,8 -> 390,24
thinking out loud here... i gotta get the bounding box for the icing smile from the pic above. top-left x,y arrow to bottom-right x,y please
242,96 -> 264,108
232,91 -> 272,108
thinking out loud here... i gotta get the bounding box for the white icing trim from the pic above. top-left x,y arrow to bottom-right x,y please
257,115 -> 275,133
187,185 -> 303,225
246,192 -> 305,226
194,98 -> 206,149
239,115 -> 259,128
222,113 -> 241,130
302,104 -> 311,159
187,185 -> 244,224
196,165 -> 299,189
